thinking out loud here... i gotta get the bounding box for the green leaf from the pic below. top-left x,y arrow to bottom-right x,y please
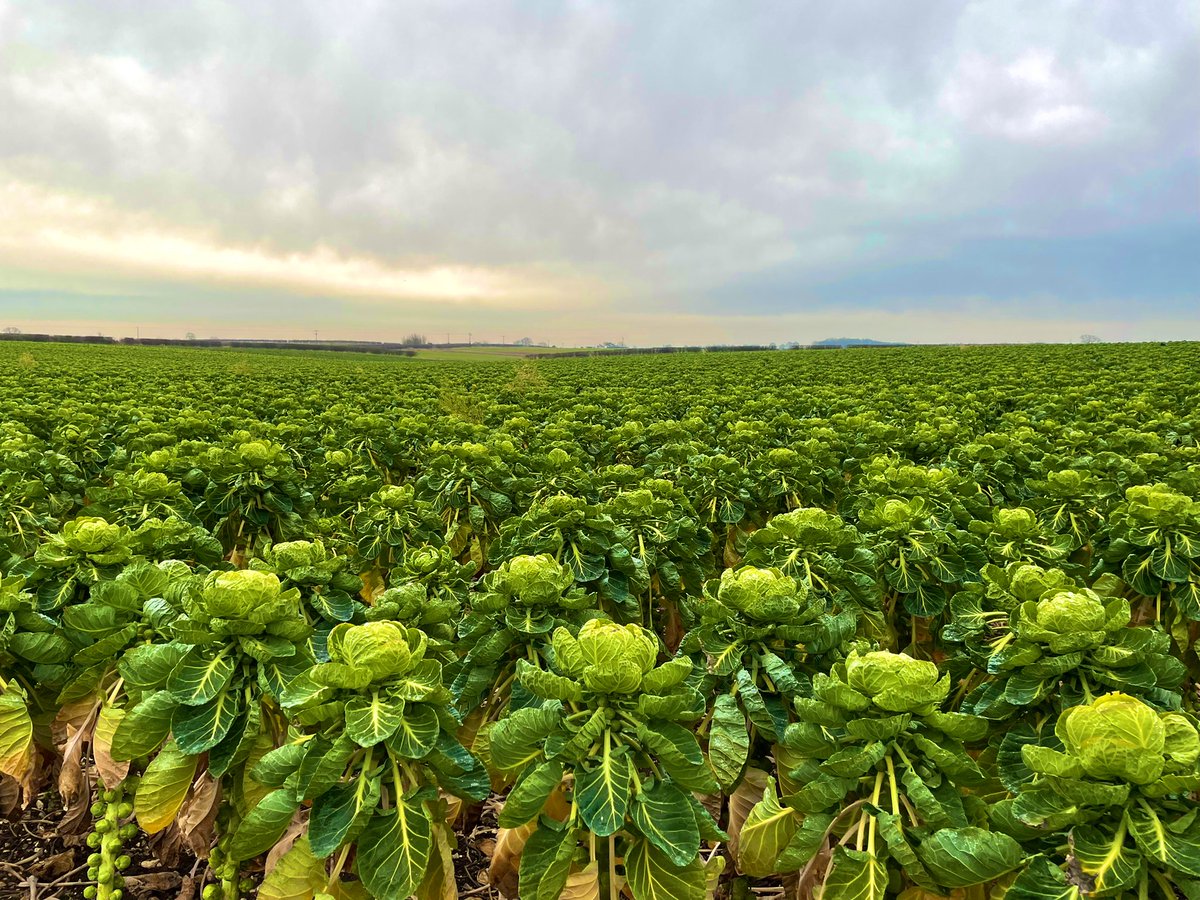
389,659 -> 444,701
1126,805 -> 1200,879
250,742 -> 308,787
900,766 -> 950,830
173,690 -> 241,754
498,760 -> 562,828
134,741 -> 198,834
818,847 -> 887,900
1072,823 -> 1144,895
518,822 -> 577,900
916,827 -> 1024,888
344,691 -> 404,747
821,741 -> 887,779
489,705 -> 558,773
386,703 -> 440,760
8,631 -> 74,664
516,658 -> 583,702
230,788 -> 301,861
776,811 -> 834,873
737,777 -> 798,877
874,810 -> 934,888
208,702 -> 261,779
297,734 -> 356,801
1003,856 -> 1081,900
784,773 -> 856,814
356,799 -> 433,900
309,776 -> 380,858
575,743 -> 631,837
626,836 -> 706,900
110,691 -> 177,760
708,693 -> 750,791
167,646 -> 235,705
118,642 -> 189,689
631,780 -> 700,867
0,686 -> 34,784
642,657 -> 694,694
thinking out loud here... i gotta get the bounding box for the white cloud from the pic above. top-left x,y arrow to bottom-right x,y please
0,178 -> 598,307
0,0 -> 1195,335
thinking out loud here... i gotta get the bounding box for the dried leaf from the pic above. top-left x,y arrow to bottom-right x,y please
56,701 -> 99,815
0,774 -> 20,818
488,820 -> 536,899
178,773 -> 221,856
125,871 -> 184,897
560,862 -> 601,900
726,766 -> 769,861
31,849 -> 76,879
265,814 -> 310,875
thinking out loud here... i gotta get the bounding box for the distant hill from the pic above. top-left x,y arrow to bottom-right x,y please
811,337 -> 905,348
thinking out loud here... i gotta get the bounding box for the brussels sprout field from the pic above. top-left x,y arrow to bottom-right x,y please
2,340 -> 1200,899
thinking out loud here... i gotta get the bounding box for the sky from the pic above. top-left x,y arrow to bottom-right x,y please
1,0 -> 1197,346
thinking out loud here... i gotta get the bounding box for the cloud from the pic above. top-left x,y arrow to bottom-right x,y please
0,177 -> 597,307
0,0 -> 1196,343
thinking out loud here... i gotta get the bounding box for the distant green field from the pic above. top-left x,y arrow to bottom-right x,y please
3,339 -> 1200,899
411,345 -> 582,360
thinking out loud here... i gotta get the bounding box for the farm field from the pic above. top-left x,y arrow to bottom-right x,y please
1,339 -> 1199,899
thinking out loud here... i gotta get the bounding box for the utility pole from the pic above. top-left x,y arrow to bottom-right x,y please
314,330 -> 318,342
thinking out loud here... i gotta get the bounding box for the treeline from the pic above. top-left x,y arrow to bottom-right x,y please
0,333 -> 418,356
529,342 -> 901,358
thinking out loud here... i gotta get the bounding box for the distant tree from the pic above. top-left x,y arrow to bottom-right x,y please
185,331 -> 197,341
401,333 -> 429,347
515,336 -> 533,346
1080,334 -> 1102,344
2,326 -> 20,335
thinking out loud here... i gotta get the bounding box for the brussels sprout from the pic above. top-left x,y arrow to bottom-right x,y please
65,517 -> 128,554
1008,563 -> 1072,602
1035,590 -> 1107,633
327,621 -> 416,680
843,648 -> 949,714
489,554 -> 576,607
715,566 -> 804,622
1058,693 -> 1166,784
196,570 -> 301,625
266,539 -> 328,572
573,618 -> 657,694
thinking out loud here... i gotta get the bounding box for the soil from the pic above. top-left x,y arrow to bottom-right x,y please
0,795 -> 198,900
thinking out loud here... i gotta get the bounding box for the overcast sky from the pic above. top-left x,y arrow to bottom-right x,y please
1,1 -> 1197,345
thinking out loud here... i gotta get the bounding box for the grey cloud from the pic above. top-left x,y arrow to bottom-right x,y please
0,0 -> 1196,318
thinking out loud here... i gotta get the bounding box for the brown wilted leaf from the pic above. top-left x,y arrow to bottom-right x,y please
56,700 -> 100,821
488,820 -> 536,899
51,697 -> 100,749
0,773 -> 21,818
178,772 -> 221,856
726,766 -> 769,864
31,849 -> 76,879
265,813 -> 309,875
125,871 -> 185,897
360,566 -> 386,601
148,823 -> 184,868
560,862 -> 601,900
